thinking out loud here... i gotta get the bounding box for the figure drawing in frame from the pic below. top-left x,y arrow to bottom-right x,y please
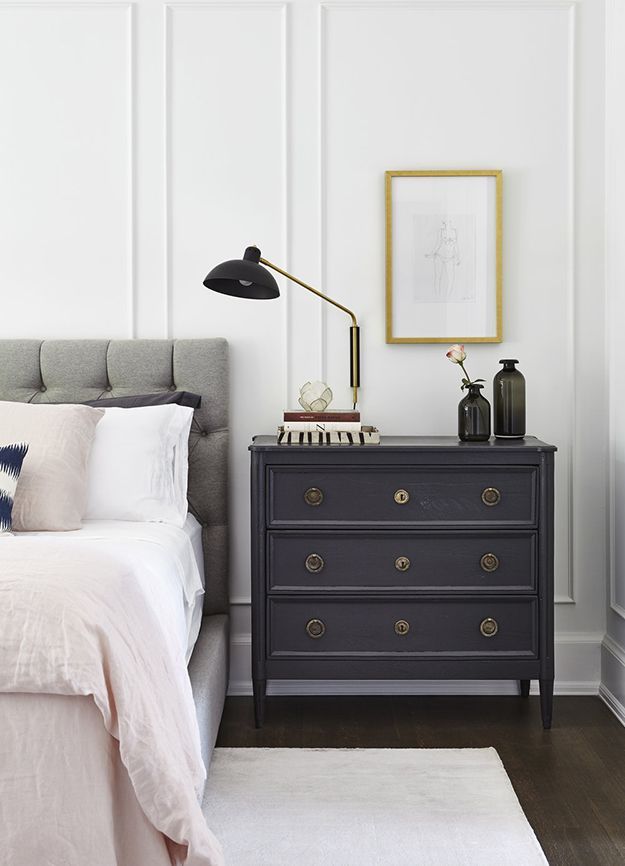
413,212 -> 476,303
425,218 -> 460,297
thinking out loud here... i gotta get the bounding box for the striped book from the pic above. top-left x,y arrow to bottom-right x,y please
277,426 -> 380,446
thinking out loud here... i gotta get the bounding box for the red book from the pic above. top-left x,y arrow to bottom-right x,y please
284,410 -> 360,422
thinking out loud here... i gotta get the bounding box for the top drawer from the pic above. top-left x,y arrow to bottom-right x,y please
267,466 -> 537,527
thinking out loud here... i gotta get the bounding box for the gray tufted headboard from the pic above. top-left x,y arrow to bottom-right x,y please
0,339 -> 229,616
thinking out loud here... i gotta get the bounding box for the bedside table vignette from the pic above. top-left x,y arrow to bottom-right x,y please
249,435 -> 556,730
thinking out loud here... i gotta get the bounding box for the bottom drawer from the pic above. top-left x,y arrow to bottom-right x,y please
268,597 -> 537,659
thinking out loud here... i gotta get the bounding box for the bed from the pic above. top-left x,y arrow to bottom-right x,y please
0,339 -> 229,866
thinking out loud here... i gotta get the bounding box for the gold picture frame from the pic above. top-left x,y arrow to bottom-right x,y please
385,170 -> 502,343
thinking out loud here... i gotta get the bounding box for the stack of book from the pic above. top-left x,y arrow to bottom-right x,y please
277,410 -> 380,445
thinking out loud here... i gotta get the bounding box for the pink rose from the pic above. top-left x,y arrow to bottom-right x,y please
446,344 -> 466,364
445,345 -> 484,390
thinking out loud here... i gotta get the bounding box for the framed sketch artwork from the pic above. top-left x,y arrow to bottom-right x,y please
385,170 -> 502,343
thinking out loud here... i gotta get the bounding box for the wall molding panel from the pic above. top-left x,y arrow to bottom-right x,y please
163,0 -> 289,345
602,0 -> 625,723
0,0 -> 135,337
605,0 -> 625,622
561,0 -> 576,605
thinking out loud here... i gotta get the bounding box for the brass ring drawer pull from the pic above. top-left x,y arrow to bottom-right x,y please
306,618 -> 326,639
394,619 -> 410,636
480,552 -> 500,573
480,617 -> 499,638
394,488 -> 410,505
395,556 -> 411,572
304,487 -> 324,507
481,487 -> 501,507
305,553 -> 325,573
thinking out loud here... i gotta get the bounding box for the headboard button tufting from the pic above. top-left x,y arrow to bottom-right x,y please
201,430 -> 208,437
105,385 -> 112,391
40,386 -> 47,392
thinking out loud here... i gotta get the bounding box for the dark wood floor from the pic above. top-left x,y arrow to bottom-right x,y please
217,695 -> 625,866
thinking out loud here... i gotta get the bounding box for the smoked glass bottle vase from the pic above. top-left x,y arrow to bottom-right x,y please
458,383 -> 491,442
494,359 -> 526,438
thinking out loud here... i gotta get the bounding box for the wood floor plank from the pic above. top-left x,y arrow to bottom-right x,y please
216,695 -> 625,865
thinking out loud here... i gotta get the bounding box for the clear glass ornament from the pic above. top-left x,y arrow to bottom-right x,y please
298,381 -> 333,412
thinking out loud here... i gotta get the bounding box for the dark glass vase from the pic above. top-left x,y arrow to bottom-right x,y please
494,359 -> 526,438
458,383 -> 491,442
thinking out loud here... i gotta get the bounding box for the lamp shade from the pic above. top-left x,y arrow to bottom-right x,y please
203,245 -> 280,300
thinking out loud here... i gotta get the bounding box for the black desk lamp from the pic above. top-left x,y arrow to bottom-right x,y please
203,245 -> 361,409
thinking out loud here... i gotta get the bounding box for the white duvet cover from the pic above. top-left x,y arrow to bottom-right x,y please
14,516 -> 206,662
0,521 -> 224,866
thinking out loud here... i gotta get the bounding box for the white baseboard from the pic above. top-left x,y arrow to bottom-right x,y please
600,635 -> 625,727
228,679 -> 599,697
599,683 -> 625,727
228,631 -> 602,697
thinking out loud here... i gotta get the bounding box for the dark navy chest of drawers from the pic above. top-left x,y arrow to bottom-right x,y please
250,435 -> 556,729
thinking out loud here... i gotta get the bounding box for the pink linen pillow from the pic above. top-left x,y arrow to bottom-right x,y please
0,401 -> 104,530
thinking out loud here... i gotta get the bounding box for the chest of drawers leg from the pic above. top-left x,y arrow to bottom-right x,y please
250,437 -> 556,729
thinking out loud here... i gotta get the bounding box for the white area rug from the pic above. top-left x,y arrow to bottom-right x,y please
203,748 -> 548,865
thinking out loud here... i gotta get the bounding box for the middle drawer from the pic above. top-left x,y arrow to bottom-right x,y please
267,531 -> 536,594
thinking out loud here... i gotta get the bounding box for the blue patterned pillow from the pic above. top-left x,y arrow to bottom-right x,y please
0,443 -> 29,533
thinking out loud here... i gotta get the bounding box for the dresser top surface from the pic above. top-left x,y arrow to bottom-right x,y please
250,435 -> 557,452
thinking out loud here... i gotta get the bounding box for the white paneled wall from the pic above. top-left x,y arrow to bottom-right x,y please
0,0 -> 607,695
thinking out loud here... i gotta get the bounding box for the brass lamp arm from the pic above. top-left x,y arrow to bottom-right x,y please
204,244 -> 361,407
259,257 -> 358,328
258,254 -> 361,409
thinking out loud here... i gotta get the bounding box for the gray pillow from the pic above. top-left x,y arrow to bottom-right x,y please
84,391 -> 201,410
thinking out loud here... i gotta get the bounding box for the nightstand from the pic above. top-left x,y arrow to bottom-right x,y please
250,435 -> 556,729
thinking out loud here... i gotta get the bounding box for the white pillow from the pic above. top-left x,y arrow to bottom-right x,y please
0,401 -> 104,531
85,404 -> 194,526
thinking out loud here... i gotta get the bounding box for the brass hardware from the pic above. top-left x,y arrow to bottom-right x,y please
304,487 -> 324,507
394,619 -> 410,636
394,489 -> 410,505
395,556 -> 411,572
306,618 -> 326,639
481,487 -> 501,507
480,617 -> 499,638
480,553 -> 500,573
305,553 -> 325,573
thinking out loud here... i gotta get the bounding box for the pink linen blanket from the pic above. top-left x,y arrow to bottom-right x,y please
0,536 -> 224,866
